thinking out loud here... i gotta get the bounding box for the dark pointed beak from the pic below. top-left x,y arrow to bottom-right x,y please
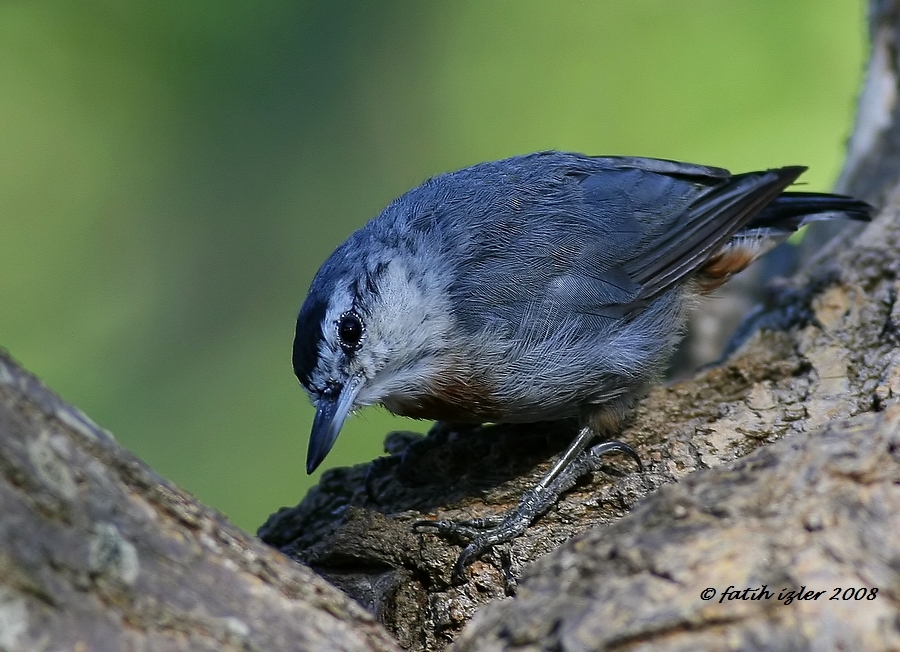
306,375 -> 363,474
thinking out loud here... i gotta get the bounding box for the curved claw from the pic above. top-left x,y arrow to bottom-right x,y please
451,511 -> 532,583
588,439 -> 643,473
453,541 -> 483,583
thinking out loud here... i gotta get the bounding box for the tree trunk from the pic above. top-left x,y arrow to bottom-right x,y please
4,3 -> 900,651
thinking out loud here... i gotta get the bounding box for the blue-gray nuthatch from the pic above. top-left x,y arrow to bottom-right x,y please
292,152 -> 872,577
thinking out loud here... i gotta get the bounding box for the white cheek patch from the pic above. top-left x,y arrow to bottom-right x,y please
307,259 -> 458,410
354,260 -> 455,402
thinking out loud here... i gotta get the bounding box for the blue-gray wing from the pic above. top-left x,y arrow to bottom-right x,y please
435,152 -> 803,334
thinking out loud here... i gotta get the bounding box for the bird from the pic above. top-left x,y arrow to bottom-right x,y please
291,151 -> 872,580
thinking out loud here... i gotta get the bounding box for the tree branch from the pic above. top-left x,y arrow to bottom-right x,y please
0,351 -> 400,652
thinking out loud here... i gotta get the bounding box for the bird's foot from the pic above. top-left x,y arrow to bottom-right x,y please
413,439 -> 642,584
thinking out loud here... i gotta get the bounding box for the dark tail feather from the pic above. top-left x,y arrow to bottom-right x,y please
632,166 -> 807,300
746,191 -> 874,234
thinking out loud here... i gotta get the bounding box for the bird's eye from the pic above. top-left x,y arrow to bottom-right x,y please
337,311 -> 364,351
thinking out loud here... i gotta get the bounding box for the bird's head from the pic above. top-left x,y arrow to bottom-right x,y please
292,229 -> 456,473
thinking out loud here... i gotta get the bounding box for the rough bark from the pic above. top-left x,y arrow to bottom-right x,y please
452,405 -> 900,651
3,3 -> 900,652
0,351 -> 401,652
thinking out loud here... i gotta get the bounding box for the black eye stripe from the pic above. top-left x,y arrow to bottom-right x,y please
337,311 -> 364,351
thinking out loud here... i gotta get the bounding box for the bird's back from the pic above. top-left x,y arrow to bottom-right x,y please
369,152 -> 851,423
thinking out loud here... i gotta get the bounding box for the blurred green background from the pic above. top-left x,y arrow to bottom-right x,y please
0,1 -> 868,533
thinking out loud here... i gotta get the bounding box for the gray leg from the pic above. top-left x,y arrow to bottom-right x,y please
414,427 -> 641,583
